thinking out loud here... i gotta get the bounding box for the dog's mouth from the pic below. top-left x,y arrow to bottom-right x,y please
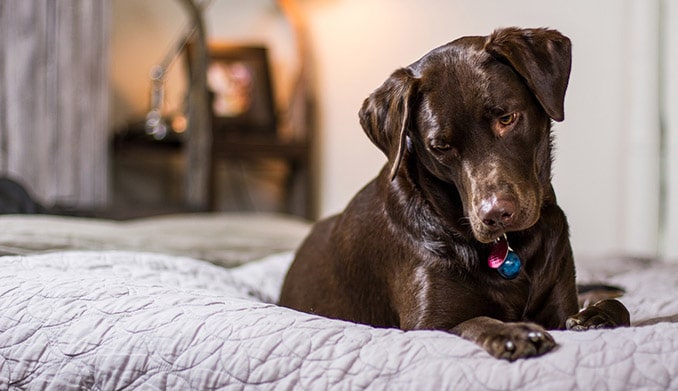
472,225 -> 510,244
471,224 -> 516,244
468,202 -> 540,244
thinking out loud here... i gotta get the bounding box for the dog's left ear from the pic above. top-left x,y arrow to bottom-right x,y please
485,27 -> 572,122
359,68 -> 418,181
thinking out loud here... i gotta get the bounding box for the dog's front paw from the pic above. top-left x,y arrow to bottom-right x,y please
566,299 -> 630,330
480,322 -> 556,361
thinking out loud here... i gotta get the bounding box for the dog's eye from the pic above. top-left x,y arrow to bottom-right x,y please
498,113 -> 517,126
429,142 -> 460,159
430,142 -> 451,151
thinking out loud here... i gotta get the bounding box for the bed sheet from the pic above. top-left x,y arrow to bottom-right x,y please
0,250 -> 675,390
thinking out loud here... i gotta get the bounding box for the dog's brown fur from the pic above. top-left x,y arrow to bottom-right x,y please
279,27 -> 630,361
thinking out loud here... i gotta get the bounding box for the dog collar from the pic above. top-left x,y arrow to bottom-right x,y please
488,234 -> 522,279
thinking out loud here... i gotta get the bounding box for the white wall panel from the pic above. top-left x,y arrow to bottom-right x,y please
662,0 -> 678,261
302,0 -> 663,260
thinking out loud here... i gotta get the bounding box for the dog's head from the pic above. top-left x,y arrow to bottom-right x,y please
359,27 -> 571,243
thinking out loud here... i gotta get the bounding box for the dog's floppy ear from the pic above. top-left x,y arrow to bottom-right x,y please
485,27 -> 571,122
359,68 -> 418,180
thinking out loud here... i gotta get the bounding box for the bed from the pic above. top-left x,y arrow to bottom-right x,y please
0,213 -> 675,390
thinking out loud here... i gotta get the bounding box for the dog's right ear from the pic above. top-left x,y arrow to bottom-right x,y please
359,68 -> 418,181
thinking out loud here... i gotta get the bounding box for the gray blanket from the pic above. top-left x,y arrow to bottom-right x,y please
0,213 -> 310,267
1,250 -> 676,390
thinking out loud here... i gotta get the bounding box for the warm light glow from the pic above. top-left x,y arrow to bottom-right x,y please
172,114 -> 187,133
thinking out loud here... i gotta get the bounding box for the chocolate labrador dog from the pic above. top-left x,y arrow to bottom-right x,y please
279,27 -> 630,361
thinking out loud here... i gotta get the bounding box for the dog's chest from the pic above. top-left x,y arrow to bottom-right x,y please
482,274 -> 532,320
408,252 -> 533,323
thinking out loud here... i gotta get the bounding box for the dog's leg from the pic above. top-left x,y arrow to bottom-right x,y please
576,283 -> 625,308
452,317 -> 556,361
565,299 -> 630,330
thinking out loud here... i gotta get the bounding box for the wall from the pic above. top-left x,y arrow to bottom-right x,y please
300,0 -> 666,261
664,0 -> 678,260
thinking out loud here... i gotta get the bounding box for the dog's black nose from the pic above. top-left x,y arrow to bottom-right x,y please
479,197 -> 516,228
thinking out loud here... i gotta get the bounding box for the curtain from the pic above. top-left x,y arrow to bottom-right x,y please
0,0 -> 109,208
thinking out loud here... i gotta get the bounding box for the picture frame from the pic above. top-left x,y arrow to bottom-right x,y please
205,44 -> 277,135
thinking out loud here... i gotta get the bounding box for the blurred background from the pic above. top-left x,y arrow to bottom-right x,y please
1,0 -> 676,262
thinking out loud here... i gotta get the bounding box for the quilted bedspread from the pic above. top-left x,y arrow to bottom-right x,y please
0,250 -> 676,390
0,213 -> 310,267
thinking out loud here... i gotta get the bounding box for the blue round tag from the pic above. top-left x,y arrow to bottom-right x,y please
497,251 -> 522,279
